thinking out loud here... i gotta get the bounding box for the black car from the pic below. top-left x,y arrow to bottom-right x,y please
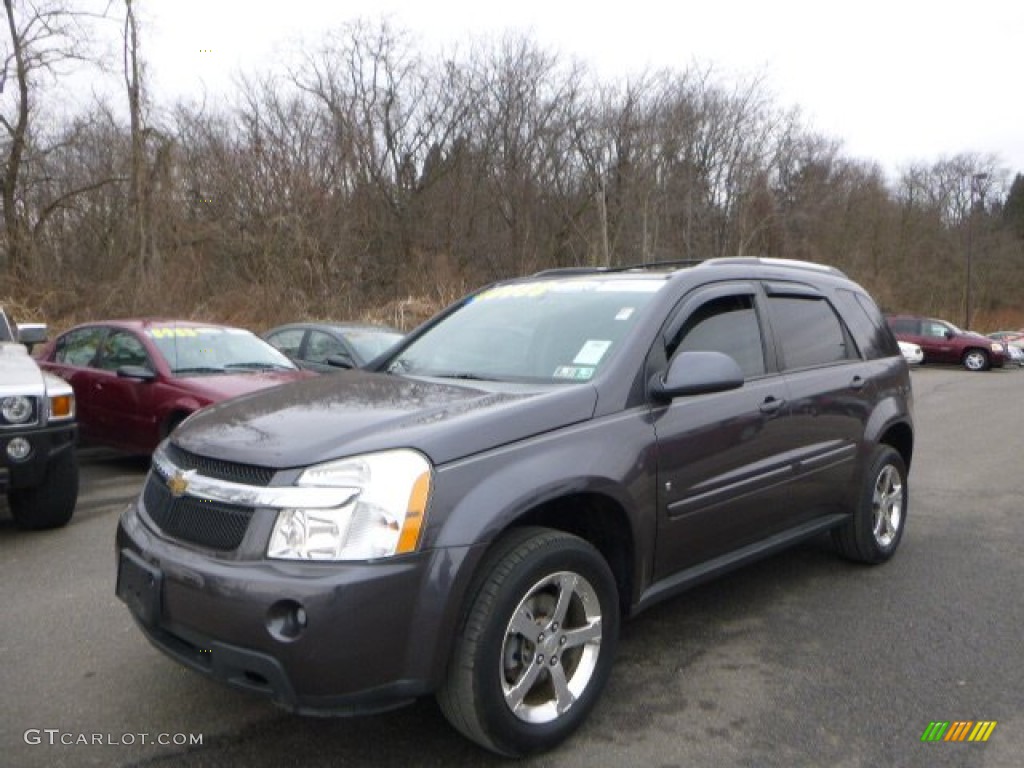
116,258 -> 914,756
262,322 -> 404,372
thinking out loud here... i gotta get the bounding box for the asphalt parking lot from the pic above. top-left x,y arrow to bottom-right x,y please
1,365 -> 1021,768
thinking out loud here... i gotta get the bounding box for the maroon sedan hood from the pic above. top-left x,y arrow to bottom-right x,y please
176,369 -> 315,401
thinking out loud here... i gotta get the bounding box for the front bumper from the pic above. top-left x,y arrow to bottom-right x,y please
116,498 -> 479,715
0,421 -> 76,491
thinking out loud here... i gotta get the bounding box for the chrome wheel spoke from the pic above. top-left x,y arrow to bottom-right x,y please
505,658 -> 544,713
551,573 -> 578,626
508,606 -> 539,640
550,663 -> 575,715
562,618 -> 602,650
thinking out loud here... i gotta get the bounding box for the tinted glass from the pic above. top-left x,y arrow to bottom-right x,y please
670,294 -> 766,379
833,289 -> 895,360
888,317 -> 918,335
767,296 -> 852,369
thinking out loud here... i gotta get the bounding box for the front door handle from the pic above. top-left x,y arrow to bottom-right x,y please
759,396 -> 785,414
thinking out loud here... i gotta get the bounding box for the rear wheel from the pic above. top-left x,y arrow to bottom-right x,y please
833,445 -> 908,564
438,527 -> 619,757
8,448 -> 78,530
962,349 -> 989,371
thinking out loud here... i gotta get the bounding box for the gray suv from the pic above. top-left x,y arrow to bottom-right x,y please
116,258 -> 914,756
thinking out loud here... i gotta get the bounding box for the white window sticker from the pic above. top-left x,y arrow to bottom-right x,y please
573,340 -> 612,366
553,365 -> 595,381
615,307 -> 635,321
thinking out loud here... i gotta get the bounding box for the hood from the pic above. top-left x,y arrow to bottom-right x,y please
0,343 -> 46,393
175,369 -> 315,402
172,369 -> 597,468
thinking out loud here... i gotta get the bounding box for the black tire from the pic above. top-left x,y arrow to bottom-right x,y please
438,527 -> 620,757
833,445 -> 908,564
961,349 -> 989,371
8,447 -> 78,530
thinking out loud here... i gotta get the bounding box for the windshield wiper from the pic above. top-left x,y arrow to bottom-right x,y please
429,371 -> 496,381
224,362 -> 292,371
173,366 -> 226,375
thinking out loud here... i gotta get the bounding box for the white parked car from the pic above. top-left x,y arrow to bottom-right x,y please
898,340 -> 924,365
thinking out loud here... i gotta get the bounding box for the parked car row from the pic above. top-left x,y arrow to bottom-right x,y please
886,314 -> 1009,371
32,319 -> 403,457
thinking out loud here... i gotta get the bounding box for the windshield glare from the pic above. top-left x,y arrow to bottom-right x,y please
388,278 -> 664,383
147,326 -> 296,374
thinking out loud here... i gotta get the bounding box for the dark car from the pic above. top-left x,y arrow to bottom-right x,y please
262,322 -> 404,372
116,258 -> 914,756
1,308 -> 78,529
36,320 -> 315,454
886,314 -> 1005,371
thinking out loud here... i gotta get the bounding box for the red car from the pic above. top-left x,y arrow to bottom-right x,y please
36,320 -> 315,454
886,314 -> 1006,371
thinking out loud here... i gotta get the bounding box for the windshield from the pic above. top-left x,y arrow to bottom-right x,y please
147,326 -> 297,375
386,277 -> 664,383
344,329 -> 404,361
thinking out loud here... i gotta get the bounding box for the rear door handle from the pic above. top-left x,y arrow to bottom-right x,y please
850,375 -> 865,390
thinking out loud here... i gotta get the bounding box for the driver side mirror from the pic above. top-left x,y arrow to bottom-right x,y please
649,350 -> 744,402
117,365 -> 156,381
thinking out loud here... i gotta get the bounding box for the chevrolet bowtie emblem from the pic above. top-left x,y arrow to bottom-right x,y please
167,470 -> 194,497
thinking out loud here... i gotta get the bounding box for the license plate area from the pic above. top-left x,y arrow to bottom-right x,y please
116,549 -> 162,628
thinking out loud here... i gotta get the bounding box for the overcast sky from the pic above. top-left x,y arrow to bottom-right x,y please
139,0 -> 1024,179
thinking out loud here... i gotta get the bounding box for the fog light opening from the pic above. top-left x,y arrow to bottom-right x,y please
266,599 -> 308,642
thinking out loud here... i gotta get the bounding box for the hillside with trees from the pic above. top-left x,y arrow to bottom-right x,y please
3,4 -> 1023,333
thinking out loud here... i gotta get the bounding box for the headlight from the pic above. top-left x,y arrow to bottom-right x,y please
1,396 -> 34,424
268,449 -> 432,561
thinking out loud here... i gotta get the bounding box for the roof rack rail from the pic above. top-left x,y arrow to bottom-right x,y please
700,256 -> 847,277
532,259 -> 705,277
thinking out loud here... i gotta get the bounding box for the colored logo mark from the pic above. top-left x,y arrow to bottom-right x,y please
921,721 -> 997,743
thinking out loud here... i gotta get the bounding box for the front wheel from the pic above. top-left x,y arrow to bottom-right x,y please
438,527 -> 619,757
833,445 -> 908,564
962,349 -> 989,371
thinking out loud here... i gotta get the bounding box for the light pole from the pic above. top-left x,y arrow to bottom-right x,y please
965,172 -> 989,330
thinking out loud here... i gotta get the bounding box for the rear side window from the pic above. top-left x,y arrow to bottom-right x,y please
766,296 -> 853,370
888,317 -> 918,335
55,327 -> 106,367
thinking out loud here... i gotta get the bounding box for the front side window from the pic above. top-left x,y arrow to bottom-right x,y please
95,331 -> 151,371
386,277 -> 665,383
922,320 -> 955,339
307,331 -> 345,364
669,294 -> 766,379
767,296 -> 853,370
266,328 -> 304,358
